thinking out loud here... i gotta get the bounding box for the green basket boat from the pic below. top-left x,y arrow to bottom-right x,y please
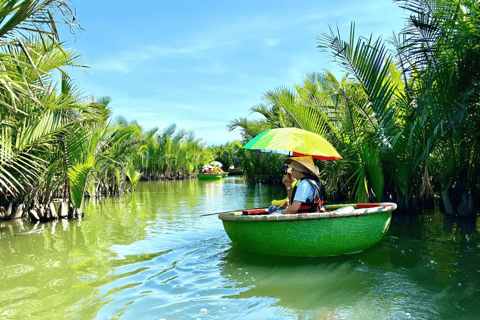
197,173 -> 223,180
218,202 -> 396,257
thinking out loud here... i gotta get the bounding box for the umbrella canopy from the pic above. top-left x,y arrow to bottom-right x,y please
211,161 -> 223,167
242,128 -> 342,160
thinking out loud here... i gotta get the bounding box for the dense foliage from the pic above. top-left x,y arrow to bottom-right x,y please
0,1 -> 213,221
230,0 -> 480,215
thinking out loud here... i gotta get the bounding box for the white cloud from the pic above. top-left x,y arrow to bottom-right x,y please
264,38 -> 282,47
192,61 -> 229,74
89,37 -> 232,73
141,40 -> 214,59
94,60 -> 131,73
133,112 -> 161,117
88,1 -> 404,75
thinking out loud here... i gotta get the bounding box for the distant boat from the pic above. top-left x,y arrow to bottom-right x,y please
218,202 -> 396,257
227,167 -> 243,176
197,173 -> 223,180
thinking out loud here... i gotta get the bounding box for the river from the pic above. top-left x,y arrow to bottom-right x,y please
0,177 -> 479,320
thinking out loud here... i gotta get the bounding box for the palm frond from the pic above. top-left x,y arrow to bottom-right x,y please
318,23 -> 399,133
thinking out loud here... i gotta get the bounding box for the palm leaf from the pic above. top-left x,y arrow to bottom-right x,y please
68,160 -> 93,208
318,23 -> 398,133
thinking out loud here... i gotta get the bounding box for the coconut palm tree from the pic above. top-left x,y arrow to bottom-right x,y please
0,0 -> 79,111
0,38 -> 106,215
393,0 -> 480,214
132,123 -> 213,181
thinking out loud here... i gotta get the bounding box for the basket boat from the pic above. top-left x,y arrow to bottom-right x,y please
227,167 -> 243,176
218,202 -> 396,257
197,173 -> 223,180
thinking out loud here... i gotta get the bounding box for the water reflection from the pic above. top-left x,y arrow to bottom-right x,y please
221,248 -> 368,312
219,243 -> 436,319
203,180 -> 223,195
217,209 -> 480,319
0,180 -> 478,320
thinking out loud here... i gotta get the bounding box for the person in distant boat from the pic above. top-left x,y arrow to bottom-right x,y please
202,166 -> 214,174
275,156 -> 324,215
213,165 -> 220,174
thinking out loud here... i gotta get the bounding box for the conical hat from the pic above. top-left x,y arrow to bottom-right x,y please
286,156 -> 320,179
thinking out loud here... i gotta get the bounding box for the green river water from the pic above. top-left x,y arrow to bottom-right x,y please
0,177 -> 479,320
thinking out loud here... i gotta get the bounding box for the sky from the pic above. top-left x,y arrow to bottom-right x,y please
60,0 -> 407,146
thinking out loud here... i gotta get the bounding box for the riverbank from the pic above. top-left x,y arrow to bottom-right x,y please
139,172 -> 197,181
0,172 -> 198,223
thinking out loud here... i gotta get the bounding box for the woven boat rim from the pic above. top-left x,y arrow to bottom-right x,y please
218,202 -> 397,222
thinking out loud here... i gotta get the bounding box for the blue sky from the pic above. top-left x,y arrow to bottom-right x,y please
62,0 -> 407,146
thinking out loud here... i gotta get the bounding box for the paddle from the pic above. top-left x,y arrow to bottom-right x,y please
199,207 -> 268,217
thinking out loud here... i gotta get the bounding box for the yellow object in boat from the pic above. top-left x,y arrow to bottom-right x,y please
271,199 -> 287,206
271,179 -> 299,206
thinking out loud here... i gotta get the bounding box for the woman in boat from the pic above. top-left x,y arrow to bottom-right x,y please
269,166 -> 298,209
278,156 -> 324,215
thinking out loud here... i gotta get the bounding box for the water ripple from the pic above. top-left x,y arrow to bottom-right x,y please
1,180 -> 479,320
4,264 -> 34,279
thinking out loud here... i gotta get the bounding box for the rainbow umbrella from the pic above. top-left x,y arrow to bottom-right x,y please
242,128 -> 342,160
211,161 -> 223,167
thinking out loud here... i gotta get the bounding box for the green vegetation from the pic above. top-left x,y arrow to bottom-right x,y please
1,0 -> 478,220
211,141 -> 243,171
230,0 -> 480,215
0,1 -> 214,221
132,123 -> 213,181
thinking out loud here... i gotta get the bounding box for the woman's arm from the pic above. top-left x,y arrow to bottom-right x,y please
278,198 -> 289,209
282,201 -> 302,214
282,175 -> 294,203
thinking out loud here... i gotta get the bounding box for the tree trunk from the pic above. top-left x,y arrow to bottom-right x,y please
49,202 -> 58,219
38,204 -> 46,219
29,209 -> 40,221
6,203 -> 12,218
457,192 -> 475,216
396,191 -> 405,211
59,200 -> 68,218
441,190 -> 455,215
11,203 -> 25,219
408,196 -> 418,211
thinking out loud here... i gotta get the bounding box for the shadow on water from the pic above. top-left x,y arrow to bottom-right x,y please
216,209 -> 480,320
219,246 -> 372,319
